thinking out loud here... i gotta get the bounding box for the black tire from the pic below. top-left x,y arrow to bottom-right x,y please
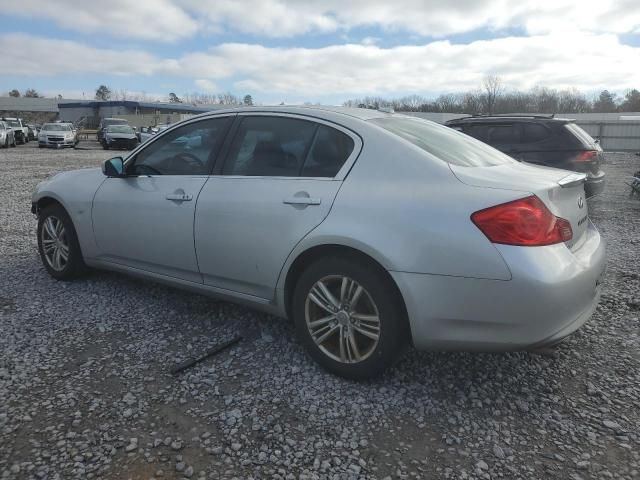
293,256 -> 409,379
10,138 -> 16,147
37,204 -> 87,280
102,142 -> 109,150
2,137 -> 7,148
38,145 -> 44,149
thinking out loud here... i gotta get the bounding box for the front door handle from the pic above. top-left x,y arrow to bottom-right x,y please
166,193 -> 193,201
283,197 -> 321,206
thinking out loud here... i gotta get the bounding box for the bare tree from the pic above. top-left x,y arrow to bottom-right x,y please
8,89 -> 21,97
482,75 -> 503,114
24,88 -> 41,98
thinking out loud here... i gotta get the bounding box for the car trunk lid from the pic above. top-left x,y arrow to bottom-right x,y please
450,162 -> 589,250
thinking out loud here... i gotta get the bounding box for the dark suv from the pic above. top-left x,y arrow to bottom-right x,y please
445,115 -> 605,197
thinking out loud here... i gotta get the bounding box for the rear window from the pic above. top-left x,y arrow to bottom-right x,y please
371,117 -> 517,167
523,123 -> 550,143
565,123 -> 597,146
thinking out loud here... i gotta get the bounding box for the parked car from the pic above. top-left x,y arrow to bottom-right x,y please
97,118 -> 129,143
102,125 -> 139,150
139,124 -> 171,143
445,115 -> 605,197
2,117 -> 29,144
0,120 -> 17,148
31,107 -> 605,379
58,122 -> 79,146
37,123 -> 77,148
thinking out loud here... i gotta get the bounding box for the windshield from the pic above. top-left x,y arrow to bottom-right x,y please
6,120 -> 20,128
370,116 -> 517,167
103,119 -> 128,127
42,124 -> 72,131
107,125 -> 134,133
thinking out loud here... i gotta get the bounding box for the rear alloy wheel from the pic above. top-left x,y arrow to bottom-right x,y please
37,205 -> 87,280
293,256 -> 408,379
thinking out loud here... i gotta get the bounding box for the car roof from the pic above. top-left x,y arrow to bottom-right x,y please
182,105 -> 393,122
446,115 -> 574,124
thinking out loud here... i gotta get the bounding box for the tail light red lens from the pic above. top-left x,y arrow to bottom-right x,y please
574,150 -> 598,162
471,195 -> 573,246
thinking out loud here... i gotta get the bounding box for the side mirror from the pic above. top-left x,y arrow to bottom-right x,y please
102,157 -> 125,177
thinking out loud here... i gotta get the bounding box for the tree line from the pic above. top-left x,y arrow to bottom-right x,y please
344,77 -> 640,114
94,85 -> 253,106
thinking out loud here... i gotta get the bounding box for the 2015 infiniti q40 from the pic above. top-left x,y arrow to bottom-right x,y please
32,107 -> 606,379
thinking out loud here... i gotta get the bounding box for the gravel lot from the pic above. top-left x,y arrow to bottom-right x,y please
1,142 -> 639,480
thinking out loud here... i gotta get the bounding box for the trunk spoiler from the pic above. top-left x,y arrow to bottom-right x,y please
557,172 -> 587,188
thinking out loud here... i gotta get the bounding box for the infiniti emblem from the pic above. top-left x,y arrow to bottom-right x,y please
578,196 -> 584,209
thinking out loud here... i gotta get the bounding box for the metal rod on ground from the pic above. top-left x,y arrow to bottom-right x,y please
170,335 -> 242,375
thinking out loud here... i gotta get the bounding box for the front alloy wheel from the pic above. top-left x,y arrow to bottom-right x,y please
41,216 -> 70,271
37,204 -> 87,280
306,275 -> 381,364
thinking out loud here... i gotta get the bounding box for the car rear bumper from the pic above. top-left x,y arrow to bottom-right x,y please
392,221 -> 606,351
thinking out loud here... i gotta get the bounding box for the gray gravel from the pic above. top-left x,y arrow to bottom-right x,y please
1,143 -> 639,480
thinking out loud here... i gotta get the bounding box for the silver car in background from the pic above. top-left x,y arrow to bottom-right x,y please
0,121 -> 17,148
139,124 -> 171,143
31,107 -> 606,379
38,123 -> 77,148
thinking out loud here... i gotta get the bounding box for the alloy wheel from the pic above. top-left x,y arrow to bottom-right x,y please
305,275 -> 381,364
41,216 -> 70,272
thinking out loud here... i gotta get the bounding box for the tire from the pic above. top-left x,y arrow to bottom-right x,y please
2,137 -> 7,148
102,142 -> 109,150
37,204 -> 87,280
293,256 -> 409,379
11,137 -> 16,147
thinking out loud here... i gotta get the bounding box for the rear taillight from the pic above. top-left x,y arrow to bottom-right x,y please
471,195 -> 573,246
574,150 -> 598,162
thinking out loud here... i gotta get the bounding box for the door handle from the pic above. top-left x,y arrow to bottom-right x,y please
166,193 -> 193,201
283,197 -> 321,206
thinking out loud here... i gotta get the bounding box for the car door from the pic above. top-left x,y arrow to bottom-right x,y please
194,113 -> 361,299
91,116 -> 233,283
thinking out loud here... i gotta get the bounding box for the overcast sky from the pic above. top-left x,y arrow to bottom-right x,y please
0,0 -> 639,104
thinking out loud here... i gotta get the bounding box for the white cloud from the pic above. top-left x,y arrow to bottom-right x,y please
194,79 -> 218,92
1,0 -> 198,42
3,31 -> 640,99
184,0 -> 640,38
2,0 -> 639,41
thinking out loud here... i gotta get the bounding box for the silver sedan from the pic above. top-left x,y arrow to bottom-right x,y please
31,107 -> 606,379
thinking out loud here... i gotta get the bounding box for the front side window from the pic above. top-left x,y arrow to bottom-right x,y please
129,117 -> 232,176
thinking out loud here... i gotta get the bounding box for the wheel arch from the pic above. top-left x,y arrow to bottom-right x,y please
282,243 -> 411,340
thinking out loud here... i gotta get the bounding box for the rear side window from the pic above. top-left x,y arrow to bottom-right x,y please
487,124 -> 520,144
464,124 -> 489,142
223,117 -> 354,177
522,123 -> 550,143
565,123 -> 597,147
371,117 -> 517,167
223,117 -> 317,176
301,126 -> 354,177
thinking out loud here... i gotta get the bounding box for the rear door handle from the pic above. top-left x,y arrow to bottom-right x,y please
283,197 -> 321,206
166,193 -> 193,201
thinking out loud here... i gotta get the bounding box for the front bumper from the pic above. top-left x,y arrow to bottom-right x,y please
392,221 -> 606,351
39,139 -> 75,148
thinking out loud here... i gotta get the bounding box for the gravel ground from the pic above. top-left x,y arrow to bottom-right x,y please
1,143 -> 639,480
